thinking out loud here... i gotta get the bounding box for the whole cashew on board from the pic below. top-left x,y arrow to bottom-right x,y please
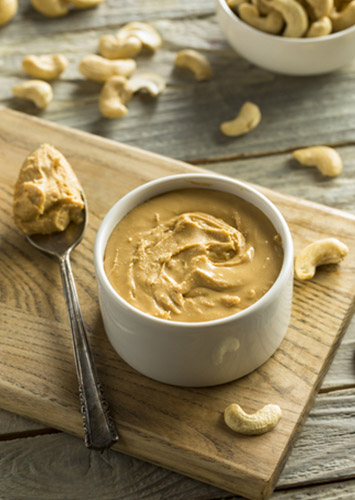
0,0 -> 17,26
224,403 -> 282,435
295,238 -> 349,280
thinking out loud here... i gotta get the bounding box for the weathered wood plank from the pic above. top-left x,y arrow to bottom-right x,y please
1,389 -> 354,500
278,388 -> 355,487
2,0 -> 216,38
205,145 -> 355,215
2,14 -> 355,162
321,315 -> 355,391
274,480 -> 355,500
0,409 -> 49,436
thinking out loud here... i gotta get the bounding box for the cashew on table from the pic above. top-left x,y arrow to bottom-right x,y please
0,0 -> 17,26
220,101 -> 261,137
175,49 -> 212,81
224,403 -> 282,435
12,80 -> 53,109
79,54 -> 136,82
31,0 -> 103,17
22,54 -> 68,80
295,238 -> 349,280
292,146 -> 343,176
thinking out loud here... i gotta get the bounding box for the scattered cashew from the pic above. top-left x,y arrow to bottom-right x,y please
70,0 -> 103,8
79,54 -> 136,82
12,80 -> 53,109
99,75 -> 133,118
22,54 -> 68,80
224,403 -> 282,435
305,0 -> 333,19
267,0 -> 309,36
306,15 -> 332,35
330,0 -> 355,31
0,0 -> 17,26
294,238 -> 349,280
117,22 -> 162,51
127,73 -> 166,97
31,0 -> 69,17
292,146 -> 343,176
99,34 -> 142,59
239,3 -> 285,34
220,101 -> 261,137
175,49 -> 212,81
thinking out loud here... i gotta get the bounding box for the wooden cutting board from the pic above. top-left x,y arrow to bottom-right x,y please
1,108 -> 354,500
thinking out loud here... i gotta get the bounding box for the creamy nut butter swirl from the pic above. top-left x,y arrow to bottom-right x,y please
13,144 -> 84,235
104,189 -> 283,322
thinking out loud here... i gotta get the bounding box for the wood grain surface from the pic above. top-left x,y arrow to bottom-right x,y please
0,108 -> 354,500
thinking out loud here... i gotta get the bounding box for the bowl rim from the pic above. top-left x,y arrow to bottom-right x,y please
217,0 -> 355,44
94,173 -> 294,329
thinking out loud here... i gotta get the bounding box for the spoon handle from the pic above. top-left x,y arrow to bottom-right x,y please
59,252 -> 119,450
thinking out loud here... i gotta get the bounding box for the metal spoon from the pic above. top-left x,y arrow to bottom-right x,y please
26,194 -> 119,450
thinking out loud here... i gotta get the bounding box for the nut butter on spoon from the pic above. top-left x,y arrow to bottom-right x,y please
13,144 -> 119,450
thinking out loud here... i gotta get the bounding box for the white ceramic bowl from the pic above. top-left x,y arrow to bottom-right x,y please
94,173 -> 294,387
216,0 -> 355,75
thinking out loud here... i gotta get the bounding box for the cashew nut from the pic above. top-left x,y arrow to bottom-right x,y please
252,0 -> 274,15
224,403 -> 282,435
220,101 -> 261,137
12,80 -> 53,109
99,75 -> 133,118
70,0 -> 103,8
175,49 -> 212,81
292,146 -> 343,176
295,238 -> 349,280
127,73 -> 166,97
99,34 -> 142,60
306,15 -> 332,35
305,0 -> 333,19
267,0 -> 309,36
117,22 -> 162,51
239,3 -> 285,33
0,0 -> 17,26
330,0 -> 355,31
31,0 -> 69,17
79,54 -> 136,82
22,54 -> 68,80
227,0 -> 246,10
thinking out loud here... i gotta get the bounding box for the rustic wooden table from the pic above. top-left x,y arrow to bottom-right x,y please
1,1 -> 355,499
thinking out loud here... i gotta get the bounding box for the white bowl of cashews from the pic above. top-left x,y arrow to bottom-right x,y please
94,173 -> 294,387
216,0 -> 355,75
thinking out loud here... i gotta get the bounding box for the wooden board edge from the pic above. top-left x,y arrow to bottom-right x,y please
2,107 -> 355,226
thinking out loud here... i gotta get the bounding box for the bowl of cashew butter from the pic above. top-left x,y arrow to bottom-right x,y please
216,0 -> 355,75
94,173 -> 293,386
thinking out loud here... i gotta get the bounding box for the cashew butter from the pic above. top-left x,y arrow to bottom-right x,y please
104,188 -> 283,322
13,144 -> 84,235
